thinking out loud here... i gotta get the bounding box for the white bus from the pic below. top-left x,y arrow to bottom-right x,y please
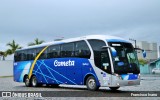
14,35 -> 146,91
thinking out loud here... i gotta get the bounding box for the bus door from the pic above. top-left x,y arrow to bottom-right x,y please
100,51 -> 112,86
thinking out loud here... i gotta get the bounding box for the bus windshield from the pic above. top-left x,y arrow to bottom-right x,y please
108,42 -> 140,74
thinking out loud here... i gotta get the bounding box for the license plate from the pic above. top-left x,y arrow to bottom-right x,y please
128,81 -> 134,85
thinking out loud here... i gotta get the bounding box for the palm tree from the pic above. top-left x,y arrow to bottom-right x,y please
6,40 -> 22,55
28,38 -> 45,46
0,51 -> 6,60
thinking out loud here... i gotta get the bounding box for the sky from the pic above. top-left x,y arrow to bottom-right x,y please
0,0 -> 160,56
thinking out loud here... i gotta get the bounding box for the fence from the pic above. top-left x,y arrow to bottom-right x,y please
0,60 -> 13,76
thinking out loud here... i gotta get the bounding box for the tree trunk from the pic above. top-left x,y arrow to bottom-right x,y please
2,56 -> 5,60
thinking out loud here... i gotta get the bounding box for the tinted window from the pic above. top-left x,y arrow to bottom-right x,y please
108,42 -> 140,74
27,49 -> 36,60
35,48 -> 42,60
75,41 -> 91,58
14,51 -> 24,62
20,50 -> 27,61
100,51 -> 111,73
39,47 -> 48,59
36,48 -> 42,56
14,41 -> 91,62
47,45 -> 60,58
88,40 -> 106,67
61,43 -> 74,57
14,52 -> 20,62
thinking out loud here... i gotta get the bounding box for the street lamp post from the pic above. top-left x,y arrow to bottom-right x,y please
129,38 -> 137,48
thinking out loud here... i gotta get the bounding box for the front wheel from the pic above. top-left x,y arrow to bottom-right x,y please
86,76 -> 99,91
109,87 -> 120,91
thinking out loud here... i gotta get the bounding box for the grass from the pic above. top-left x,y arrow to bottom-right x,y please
0,75 -> 13,78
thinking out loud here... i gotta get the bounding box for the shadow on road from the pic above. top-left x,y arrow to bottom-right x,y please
13,84 -> 130,93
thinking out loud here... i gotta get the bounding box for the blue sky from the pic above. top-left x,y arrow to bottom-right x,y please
0,0 -> 160,52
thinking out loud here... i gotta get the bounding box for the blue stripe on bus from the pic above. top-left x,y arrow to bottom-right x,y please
106,39 -> 130,43
121,74 -> 138,80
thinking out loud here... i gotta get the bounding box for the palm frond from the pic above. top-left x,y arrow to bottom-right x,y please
28,38 -> 45,46
6,40 -> 22,55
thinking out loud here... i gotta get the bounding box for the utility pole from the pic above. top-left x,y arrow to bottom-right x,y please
129,38 -> 137,48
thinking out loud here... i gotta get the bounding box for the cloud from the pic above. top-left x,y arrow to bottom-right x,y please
0,0 -> 160,51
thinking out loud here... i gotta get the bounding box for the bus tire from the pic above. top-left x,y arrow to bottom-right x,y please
86,76 -> 99,91
24,76 -> 31,87
31,76 -> 38,87
109,87 -> 120,91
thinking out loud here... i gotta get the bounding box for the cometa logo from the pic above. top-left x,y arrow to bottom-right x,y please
54,60 -> 75,67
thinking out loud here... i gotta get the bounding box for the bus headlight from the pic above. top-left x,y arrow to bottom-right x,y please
115,74 -> 122,80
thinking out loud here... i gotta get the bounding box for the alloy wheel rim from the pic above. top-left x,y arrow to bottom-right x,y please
88,79 -> 95,89
25,78 -> 29,86
32,77 -> 37,86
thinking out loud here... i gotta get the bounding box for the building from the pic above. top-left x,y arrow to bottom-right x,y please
159,46 -> 160,58
149,58 -> 160,74
136,41 -> 158,61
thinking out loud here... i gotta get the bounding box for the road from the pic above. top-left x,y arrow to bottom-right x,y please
0,74 -> 160,99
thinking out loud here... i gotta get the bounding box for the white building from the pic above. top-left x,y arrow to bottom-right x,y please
0,60 -> 13,76
137,41 -> 158,61
159,46 -> 160,58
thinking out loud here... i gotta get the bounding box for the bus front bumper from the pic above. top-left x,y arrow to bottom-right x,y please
110,79 -> 141,87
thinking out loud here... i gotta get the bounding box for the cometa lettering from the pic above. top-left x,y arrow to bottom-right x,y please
54,60 -> 75,67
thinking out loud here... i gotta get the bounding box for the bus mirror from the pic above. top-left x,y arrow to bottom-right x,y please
134,48 -> 146,58
110,47 -> 117,57
142,50 -> 146,58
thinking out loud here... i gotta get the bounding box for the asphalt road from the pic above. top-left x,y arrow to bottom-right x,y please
0,75 -> 160,100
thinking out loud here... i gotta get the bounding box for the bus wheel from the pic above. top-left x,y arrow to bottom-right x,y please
109,87 -> 120,91
31,76 -> 38,87
86,76 -> 99,91
24,76 -> 31,87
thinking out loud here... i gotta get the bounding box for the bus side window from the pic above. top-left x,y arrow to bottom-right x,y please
36,48 -> 42,60
88,40 -> 106,67
39,47 -> 47,59
27,49 -> 34,60
32,49 -> 36,60
17,52 -> 21,61
101,51 -> 111,73
14,52 -> 20,62
75,41 -> 91,59
61,43 -> 74,57
20,50 -> 27,61
47,45 -> 60,58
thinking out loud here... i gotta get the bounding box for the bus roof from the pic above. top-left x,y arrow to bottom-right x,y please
16,35 -> 130,51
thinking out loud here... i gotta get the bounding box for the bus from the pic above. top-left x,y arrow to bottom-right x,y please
13,35 -> 146,91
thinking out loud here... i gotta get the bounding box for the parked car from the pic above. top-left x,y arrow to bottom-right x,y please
152,68 -> 160,74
